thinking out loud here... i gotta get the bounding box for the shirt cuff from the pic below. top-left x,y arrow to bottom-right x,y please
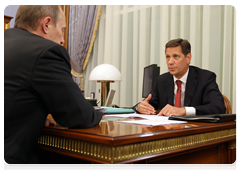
133,102 -> 140,113
185,107 -> 196,116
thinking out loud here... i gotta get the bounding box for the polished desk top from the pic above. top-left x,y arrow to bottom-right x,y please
41,116 -> 236,146
39,115 -> 236,163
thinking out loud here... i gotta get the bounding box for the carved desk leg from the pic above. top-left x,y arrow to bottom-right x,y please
228,139 -> 238,170
228,139 -> 238,149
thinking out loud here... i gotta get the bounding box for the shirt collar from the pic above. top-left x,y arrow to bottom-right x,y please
173,68 -> 189,84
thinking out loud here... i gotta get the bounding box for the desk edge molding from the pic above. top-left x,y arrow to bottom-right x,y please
38,128 -> 236,163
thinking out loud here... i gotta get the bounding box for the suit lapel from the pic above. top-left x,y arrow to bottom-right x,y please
184,66 -> 198,106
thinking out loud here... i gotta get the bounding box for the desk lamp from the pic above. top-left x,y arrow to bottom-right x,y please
89,64 -> 122,106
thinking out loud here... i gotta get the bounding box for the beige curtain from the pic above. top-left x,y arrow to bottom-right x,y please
83,5 -> 236,113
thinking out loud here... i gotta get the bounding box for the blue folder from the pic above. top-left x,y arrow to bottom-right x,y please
94,107 -> 135,114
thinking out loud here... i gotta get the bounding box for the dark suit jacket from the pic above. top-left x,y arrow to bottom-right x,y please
4,28 -> 103,163
149,66 -> 226,115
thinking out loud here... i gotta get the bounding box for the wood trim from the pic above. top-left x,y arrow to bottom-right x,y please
40,121 -> 236,146
60,5 -> 69,50
222,94 -> 232,114
4,15 -> 13,30
38,119 -> 236,164
228,144 -> 236,163
63,5 -> 69,50
38,128 -> 236,163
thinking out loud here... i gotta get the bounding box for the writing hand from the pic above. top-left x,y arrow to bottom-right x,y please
137,94 -> 155,115
157,104 -> 186,116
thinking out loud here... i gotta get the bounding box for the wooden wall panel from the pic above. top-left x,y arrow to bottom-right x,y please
60,5 -> 69,50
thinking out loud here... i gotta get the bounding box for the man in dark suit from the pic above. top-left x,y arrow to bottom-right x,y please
136,38 -> 226,116
4,5 -> 103,164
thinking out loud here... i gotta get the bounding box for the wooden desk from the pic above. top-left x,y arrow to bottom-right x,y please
37,116 -> 236,164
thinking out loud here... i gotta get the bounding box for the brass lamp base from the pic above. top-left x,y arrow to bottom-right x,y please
97,81 -> 114,106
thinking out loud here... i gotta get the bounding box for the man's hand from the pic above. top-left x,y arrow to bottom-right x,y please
137,94 -> 155,115
45,114 -> 56,127
157,104 -> 186,116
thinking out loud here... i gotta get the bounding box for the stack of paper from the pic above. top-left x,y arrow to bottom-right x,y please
103,113 -> 187,126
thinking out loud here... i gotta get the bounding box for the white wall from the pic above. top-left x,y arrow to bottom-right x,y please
83,5 -> 236,113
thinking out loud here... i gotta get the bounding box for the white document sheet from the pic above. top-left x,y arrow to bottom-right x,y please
103,113 -> 187,126
117,119 -> 187,126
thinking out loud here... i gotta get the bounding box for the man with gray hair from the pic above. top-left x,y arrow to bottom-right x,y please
4,5 -> 103,163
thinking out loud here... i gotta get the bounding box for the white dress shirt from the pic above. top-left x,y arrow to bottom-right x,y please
173,68 -> 196,116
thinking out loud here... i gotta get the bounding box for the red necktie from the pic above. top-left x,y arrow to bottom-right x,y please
175,80 -> 182,107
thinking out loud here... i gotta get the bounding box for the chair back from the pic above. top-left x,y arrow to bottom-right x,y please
222,94 -> 232,114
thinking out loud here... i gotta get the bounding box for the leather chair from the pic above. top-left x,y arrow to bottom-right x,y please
222,94 -> 232,114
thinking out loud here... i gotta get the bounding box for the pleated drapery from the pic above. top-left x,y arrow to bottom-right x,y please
68,5 -> 102,89
83,5 -> 236,113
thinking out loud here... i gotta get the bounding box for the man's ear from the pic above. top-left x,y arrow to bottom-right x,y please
42,17 -> 51,34
187,53 -> 192,65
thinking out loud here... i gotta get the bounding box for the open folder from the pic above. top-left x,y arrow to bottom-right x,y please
168,114 -> 236,123
94,107 -> 135,114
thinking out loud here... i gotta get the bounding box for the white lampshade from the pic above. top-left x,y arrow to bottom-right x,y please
89,64 -> 122,81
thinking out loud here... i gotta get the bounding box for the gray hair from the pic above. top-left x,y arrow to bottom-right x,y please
14,5 -> 61,31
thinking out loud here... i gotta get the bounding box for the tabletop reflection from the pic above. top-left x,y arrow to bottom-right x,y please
98,117 -> 198,137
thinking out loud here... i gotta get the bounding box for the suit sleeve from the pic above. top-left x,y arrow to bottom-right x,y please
149,76 -> 161,110
194,72 -> 226,115
31,44 -> 103,128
